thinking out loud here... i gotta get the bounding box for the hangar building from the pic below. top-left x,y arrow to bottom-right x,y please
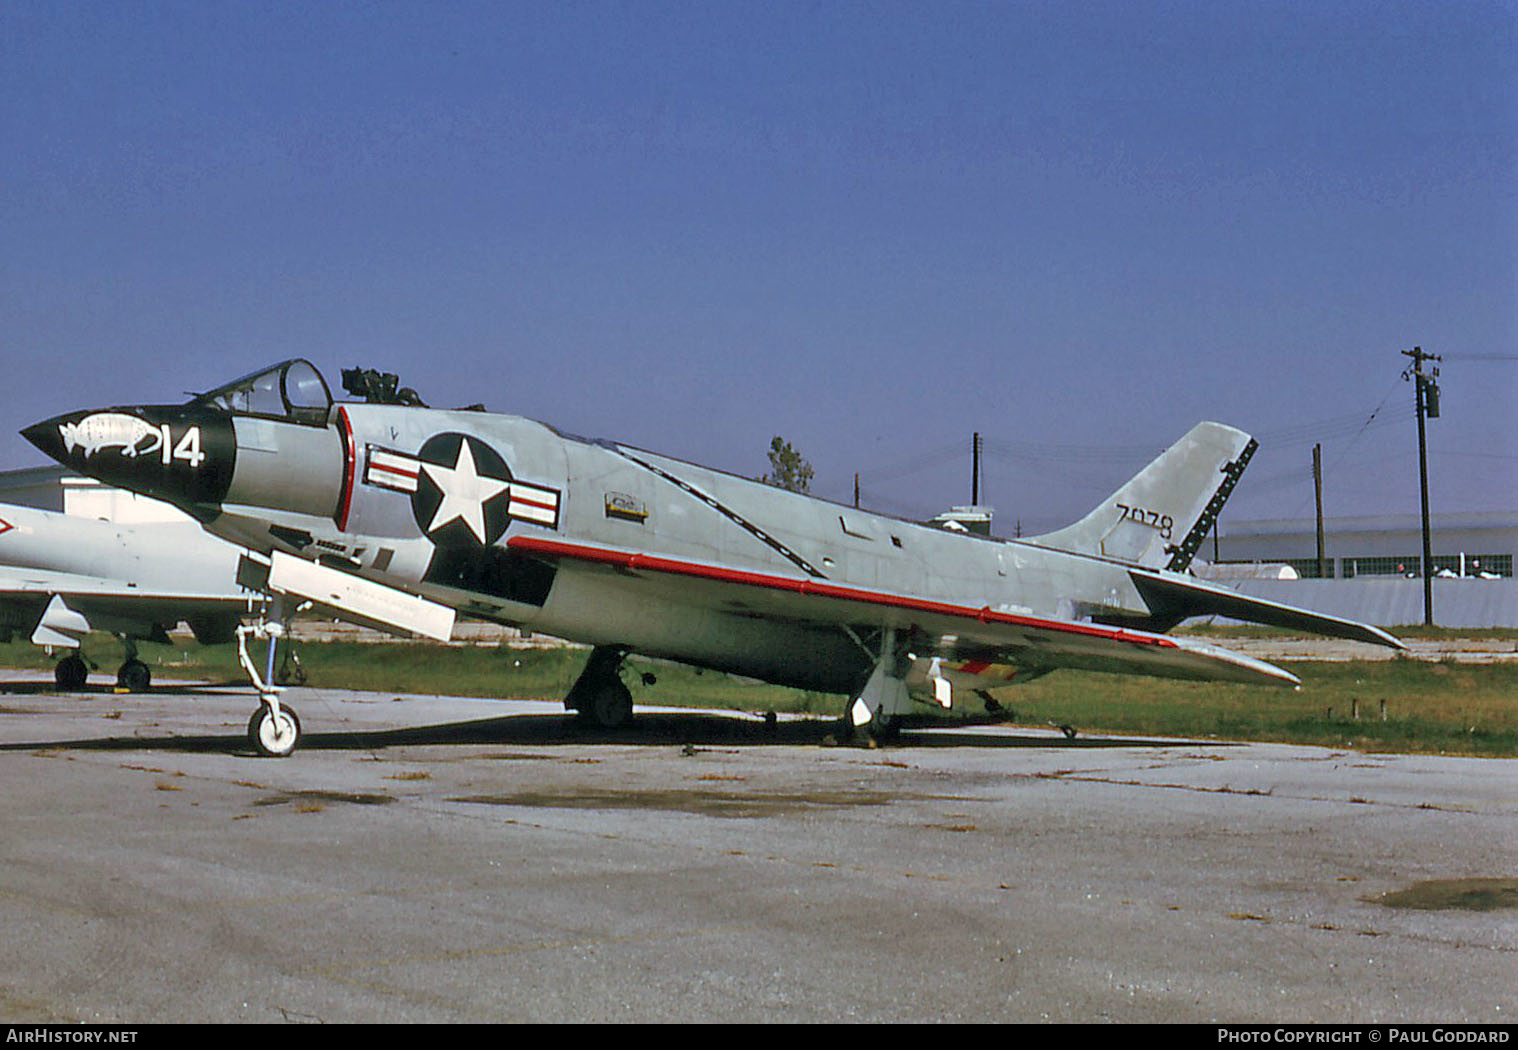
1211,512 -> 1517,628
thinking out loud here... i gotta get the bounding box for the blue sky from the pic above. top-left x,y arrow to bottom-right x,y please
2,1 -> 1513,532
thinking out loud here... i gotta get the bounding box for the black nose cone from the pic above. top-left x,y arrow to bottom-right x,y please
24,406 -> 236,509
20,418 -> 68,465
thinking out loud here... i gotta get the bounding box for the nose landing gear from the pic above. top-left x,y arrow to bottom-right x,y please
236,606 -> 302,757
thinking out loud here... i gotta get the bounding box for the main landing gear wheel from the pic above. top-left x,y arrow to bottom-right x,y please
54,655 -> 88,691
116,659 -> 151,693
581,681 -> 634,730
248,705 -> 301,757
566,646 -> 637,730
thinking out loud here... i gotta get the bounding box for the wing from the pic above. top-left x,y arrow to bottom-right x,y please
507,535 -> 1302,688
0,567 -> 261,645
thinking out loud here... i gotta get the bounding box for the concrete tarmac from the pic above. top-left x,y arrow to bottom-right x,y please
0,672 -> 1512,1024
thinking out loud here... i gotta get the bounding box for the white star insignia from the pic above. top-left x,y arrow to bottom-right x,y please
420,441 -> 509,543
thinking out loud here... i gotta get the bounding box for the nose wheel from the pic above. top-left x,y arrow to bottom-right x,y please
248,703 -> 301,758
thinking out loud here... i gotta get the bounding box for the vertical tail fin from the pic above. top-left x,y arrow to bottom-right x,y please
1026,422 -> 1256,570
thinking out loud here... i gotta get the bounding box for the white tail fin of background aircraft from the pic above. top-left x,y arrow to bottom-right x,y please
1026,421 -> 1255,571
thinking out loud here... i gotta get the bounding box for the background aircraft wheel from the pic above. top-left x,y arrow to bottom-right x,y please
248,705 -> 301,757
54,655 -> 88,691
582,681 -> 633,730
117,659 -> 151,693
867,711 -> 901,743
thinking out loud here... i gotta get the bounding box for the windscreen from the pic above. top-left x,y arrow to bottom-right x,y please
195,359 -> 333,423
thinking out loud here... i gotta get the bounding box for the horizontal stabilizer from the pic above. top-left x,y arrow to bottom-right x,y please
1128,569 -> 1404,650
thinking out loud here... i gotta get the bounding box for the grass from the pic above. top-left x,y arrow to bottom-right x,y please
3,632 -> 1515,756
980,659 -> 1518,757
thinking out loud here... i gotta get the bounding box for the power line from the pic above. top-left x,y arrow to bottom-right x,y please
852,439 -> 964,485
837,388 -> 1491,525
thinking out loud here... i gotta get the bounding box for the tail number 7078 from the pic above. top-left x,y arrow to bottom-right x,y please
1116,502 -> 1174,539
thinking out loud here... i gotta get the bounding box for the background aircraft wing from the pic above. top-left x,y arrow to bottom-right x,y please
0,567 -> 261,645
507,536 -> 1302,688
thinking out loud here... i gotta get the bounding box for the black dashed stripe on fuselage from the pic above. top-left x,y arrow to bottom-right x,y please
614,448 -> 828,579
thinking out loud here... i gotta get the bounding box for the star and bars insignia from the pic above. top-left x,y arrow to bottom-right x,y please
363,434 -> 560,547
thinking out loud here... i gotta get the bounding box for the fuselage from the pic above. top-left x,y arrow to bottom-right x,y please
215,403 -> 1152,691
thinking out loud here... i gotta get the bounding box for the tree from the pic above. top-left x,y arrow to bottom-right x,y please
759,436 -> 814,494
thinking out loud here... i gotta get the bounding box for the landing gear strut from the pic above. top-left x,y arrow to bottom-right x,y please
565,646 -> 635,730
839,627 -> 914,744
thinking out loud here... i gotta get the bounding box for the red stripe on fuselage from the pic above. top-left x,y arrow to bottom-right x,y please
370,460 -> 418,481
510,493 -> 557,512
506,534 -> 1176,650
336,406 -> 357,531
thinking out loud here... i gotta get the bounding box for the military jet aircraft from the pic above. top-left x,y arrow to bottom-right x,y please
25,359 -> 1400,755
0,502 -> 262,690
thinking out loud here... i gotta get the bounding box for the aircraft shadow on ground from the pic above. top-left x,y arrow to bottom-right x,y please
0,703 -> 1229,757
0,681 -> 250,697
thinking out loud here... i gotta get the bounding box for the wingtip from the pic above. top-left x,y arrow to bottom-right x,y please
1179,636 -> 1301,688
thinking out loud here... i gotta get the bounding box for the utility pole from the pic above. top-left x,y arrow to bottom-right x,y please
1312,443 -> 1326,578
1400,346 -> 1442,626
971,432 -> 983,506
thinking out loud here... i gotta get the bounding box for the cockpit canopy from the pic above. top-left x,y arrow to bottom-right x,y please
192,359 -> 333,425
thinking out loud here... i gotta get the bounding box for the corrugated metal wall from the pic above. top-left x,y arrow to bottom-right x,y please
1229,578 -> 1518,628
